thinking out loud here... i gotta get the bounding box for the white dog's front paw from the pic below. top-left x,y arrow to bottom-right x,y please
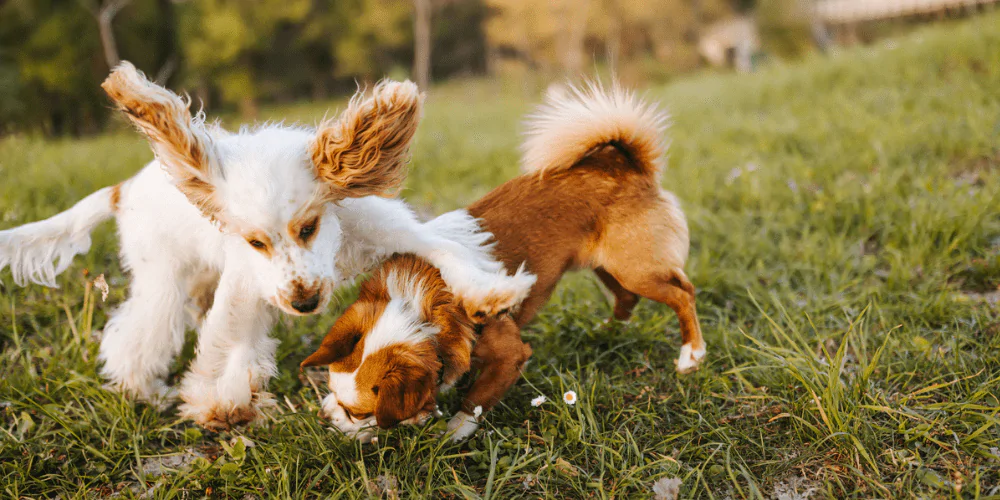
179,399 -> 268,431
446,411 -> 480,442
674,343 -> 706,374
450,266 -> 537,323
179,384 -> 274,431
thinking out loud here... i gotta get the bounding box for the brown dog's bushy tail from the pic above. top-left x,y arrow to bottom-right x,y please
520,80 -> 669,180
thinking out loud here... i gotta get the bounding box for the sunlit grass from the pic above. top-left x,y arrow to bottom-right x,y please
2,13 -> 1000,498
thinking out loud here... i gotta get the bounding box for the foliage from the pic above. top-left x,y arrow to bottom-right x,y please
485,0 -> 734,80
0,0 -> 488,134
2,14 -> 1000,497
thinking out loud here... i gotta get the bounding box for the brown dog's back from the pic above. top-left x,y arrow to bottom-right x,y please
470,145 -> 687,328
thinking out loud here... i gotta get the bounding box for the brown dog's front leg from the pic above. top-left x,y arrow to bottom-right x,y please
446,316 -> 531,441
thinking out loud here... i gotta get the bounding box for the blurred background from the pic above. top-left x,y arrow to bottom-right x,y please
2,0 -> 997,137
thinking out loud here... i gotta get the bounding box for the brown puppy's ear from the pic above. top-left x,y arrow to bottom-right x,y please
373,345 -> 440,429
101,61 -> 221,220
300,320 -> 362,369
311,80 -> 423,200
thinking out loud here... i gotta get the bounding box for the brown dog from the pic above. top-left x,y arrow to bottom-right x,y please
301,82 -> 705,441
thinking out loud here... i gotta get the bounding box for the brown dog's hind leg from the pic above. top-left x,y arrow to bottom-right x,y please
594,267 -> 640,321
611,268 -> 706,374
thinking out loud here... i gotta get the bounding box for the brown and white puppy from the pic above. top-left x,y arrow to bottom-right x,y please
300,252 -> 478,441
302,81 -> 705,441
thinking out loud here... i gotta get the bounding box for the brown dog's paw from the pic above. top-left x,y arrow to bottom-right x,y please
674,343 -> 706,374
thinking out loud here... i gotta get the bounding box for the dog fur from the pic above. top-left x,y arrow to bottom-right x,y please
0,62 -> 534,430
302,81 -> 705,442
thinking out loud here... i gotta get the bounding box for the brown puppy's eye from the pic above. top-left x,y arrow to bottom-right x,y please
248,239 -> 266,249
371,385 -> 379,396
299,220 -> 317,240
473,311 -> 486,319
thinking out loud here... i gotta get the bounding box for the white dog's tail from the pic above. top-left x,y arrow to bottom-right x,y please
520,80 -> 669,180
0,186 -> 119,287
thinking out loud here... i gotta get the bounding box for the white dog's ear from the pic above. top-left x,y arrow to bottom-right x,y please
311,80 -> 423,199
102,61 -> 221,220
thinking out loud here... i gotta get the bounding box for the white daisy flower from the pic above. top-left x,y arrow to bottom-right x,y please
531,395 -> 547,407
563,391 -> 577,405
473,406 -> 483,418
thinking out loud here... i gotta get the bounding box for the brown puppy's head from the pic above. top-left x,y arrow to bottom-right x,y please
301,255 -> 473,439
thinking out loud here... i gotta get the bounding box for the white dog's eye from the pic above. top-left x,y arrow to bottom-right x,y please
248,239 -> 266,249
298,219 -> 318,241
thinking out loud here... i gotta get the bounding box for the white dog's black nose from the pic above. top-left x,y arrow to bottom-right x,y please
291,293 -> 321,313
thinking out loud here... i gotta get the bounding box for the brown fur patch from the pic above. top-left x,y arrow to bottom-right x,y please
187,268 -> 220,321
109,183 -> 123,213
243,230 -> 274,259
365,342 -> 440,428
311,80 -> 424,201
101,62 -> 222,221
287,203 -> 325,249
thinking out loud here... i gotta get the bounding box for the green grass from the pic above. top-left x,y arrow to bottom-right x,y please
3,14 -> 1000,498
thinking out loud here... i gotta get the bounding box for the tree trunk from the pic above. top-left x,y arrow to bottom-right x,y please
413,0 -> 432,89
153,0 -> 178,84
94,0 -> 130,69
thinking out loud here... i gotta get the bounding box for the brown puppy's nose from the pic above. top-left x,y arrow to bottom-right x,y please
291,293 -> 321,313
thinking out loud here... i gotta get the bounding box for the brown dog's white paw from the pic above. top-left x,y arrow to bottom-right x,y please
446,411 -> 480,442
674,343 -> 706,374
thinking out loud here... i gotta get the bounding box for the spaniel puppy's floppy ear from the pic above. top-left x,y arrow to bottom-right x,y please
300,316 -> 363,369
101,61 -> 221,220
312,80 -> 424,200
373,345 -> 440,429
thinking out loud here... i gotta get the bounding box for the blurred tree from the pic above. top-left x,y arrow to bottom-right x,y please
413,0 -> 432,88
485,0 -> 733,81
0,0 -> 104,135
79,0 -> 132,68
0,0 -> 178,135
431,0 -> 488,78
178,0 -> 311,117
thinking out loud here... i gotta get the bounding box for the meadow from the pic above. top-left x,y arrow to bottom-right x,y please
2,13 -> 1000,499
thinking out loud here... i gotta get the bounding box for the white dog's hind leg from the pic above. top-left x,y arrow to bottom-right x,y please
98,263 -> 187,408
